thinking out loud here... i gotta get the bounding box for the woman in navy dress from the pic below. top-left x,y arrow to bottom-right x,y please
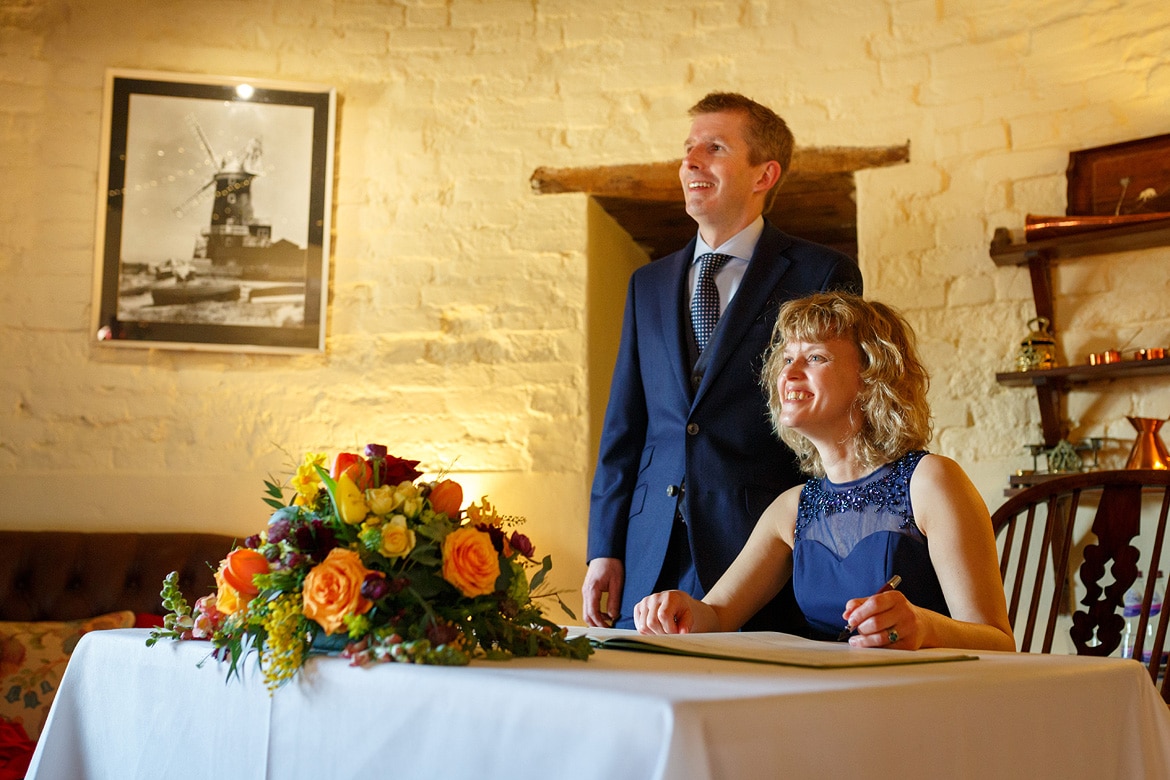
634,292 -> 1015,652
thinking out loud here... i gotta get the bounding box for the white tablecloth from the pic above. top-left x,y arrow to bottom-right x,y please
27,629 -> 1170,780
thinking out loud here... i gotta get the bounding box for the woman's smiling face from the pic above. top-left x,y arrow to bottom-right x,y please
775,336 -> 864,439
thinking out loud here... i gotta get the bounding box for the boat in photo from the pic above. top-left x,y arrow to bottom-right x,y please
150,280 -> 241,306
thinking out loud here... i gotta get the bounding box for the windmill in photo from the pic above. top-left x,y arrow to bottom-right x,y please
175,113 -> 307,283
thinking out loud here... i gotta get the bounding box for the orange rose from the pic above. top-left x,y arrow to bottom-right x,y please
441,526 -> 501,598
222,548 -> 269,596
429,479 -> 464,518
214,548 -> 270,615
301,548 -> 378,635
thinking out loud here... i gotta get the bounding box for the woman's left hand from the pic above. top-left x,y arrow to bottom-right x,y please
841,591 -> 924,649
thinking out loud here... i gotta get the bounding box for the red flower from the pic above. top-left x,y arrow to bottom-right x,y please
379,454 -> 423,486
332,446 -> 423,490
0,717 -> 35,780
331,452 -> 374,490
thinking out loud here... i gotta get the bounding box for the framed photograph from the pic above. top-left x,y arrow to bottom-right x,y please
91,69 -> 335,353
1066,133 -> 1170,217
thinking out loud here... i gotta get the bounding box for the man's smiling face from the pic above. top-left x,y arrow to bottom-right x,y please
679,109 -> 775,246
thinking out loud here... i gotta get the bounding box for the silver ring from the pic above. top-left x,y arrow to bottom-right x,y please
887,628 -> 899,644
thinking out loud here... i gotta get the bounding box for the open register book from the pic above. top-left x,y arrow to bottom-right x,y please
571,627 -> 978,669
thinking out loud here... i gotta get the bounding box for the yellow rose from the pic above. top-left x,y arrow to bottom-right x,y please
379,515 -> 416,558
366,484 -> 399,516
392,481 -> 423,519
401,495 -> 422,519
335,472 -> 369,525
301,548 -> 378,635
215,577 -> 242,615
441,526 -> 501,598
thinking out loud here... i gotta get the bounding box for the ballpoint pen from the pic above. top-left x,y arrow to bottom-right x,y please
836,574 -> 902,641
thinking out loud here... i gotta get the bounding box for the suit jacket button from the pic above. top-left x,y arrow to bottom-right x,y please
666,485 -> 679,497
686,423 -> 699,435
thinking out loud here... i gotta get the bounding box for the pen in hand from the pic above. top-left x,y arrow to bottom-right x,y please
836,574 -> 902,641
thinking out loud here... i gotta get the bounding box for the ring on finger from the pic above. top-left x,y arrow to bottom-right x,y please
887,628 -> 899,644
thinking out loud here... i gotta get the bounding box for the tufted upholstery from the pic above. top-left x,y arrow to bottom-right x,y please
0,531 -> 238,622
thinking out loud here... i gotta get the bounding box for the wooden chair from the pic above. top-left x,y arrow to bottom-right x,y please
991,469 -> 1170,702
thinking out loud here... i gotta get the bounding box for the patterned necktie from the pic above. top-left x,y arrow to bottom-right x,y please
690,252 -> 732,354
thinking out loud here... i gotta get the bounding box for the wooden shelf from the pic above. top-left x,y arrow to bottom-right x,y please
990,219 -> 1170,448
990,219 -> 1170,267
996,357 -> 1170,388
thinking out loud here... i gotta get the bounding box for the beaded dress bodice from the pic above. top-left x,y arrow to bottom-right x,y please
792,450 -> 950,639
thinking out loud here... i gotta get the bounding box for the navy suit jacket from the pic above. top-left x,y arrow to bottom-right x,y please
588,221 -> 863,630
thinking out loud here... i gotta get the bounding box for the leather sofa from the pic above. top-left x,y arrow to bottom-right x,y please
0,530 -> 238,622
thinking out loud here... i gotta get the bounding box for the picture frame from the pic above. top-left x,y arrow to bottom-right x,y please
1066,132 -> 1170,217
91,69 -> 335,353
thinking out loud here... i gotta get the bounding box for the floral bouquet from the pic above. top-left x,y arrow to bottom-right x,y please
147,444 -> 592,689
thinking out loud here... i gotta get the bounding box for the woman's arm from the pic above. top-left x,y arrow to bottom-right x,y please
635,487 -> 799,634
847,454 -> 1015,652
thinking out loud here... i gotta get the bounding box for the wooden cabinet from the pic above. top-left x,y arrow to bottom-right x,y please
990,219 -> 1170,447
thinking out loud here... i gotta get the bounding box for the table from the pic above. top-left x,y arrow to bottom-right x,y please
27,629 -> 1170,780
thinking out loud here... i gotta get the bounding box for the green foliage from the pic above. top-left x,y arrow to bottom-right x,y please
146,445 -> 593,691
146,571 -> 193,647
262,476 -> 289,510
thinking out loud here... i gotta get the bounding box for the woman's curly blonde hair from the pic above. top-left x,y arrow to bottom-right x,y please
760,292 -> 932,477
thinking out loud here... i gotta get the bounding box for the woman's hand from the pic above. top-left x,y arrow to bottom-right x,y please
841,590 -> 924,649
634,590 -> 717,634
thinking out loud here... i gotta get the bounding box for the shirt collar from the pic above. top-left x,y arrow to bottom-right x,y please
692,216 -> 765,265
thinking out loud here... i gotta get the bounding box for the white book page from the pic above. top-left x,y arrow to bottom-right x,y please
569,627 -> 977,668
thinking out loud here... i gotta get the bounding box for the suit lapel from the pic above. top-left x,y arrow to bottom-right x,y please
657,239 -> 698,402
692,224 -> 793,405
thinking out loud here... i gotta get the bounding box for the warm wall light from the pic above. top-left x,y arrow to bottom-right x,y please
445,473 -> 496,505
235,83 -> 254,100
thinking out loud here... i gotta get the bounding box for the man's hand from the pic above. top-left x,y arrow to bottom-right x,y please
582,557 -> 624,627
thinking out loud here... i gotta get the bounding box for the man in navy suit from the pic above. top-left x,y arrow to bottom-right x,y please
583,93 -> 863,630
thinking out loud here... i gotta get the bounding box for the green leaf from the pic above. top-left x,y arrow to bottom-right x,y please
556,594 -> 578,621
528,555 -> 553,593
313,464 -> 340,519
263,476 -> 290,508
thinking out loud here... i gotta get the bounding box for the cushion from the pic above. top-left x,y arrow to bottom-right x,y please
0,611 -> 134,740
133,613 -> 165,629
0,716 -> 35,780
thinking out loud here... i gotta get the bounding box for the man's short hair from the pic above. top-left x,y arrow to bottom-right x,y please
688,92 -> 795,190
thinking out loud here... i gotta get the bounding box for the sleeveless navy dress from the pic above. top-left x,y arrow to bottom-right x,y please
792,450 -> 951,640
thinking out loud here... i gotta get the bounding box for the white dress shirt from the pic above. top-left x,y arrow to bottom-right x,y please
687,216 -> 764,316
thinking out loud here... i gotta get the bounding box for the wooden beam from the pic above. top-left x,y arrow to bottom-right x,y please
531,143 -> 909,261
529,143 -> 910,200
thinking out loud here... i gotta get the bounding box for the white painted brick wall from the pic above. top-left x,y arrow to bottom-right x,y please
3,0 -> 1170,620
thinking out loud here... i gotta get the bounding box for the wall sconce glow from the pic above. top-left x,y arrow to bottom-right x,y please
235,83 -> 255,100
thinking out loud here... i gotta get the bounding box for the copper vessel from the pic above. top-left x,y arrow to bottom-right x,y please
1024,212 -> 1170,242
1125,416 -> 1170,470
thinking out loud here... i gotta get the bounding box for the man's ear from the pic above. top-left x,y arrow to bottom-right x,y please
754,160 -> 782,194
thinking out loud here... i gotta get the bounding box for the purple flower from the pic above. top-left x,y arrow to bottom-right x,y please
364,443 -> 388,460
361,573 -> 391,601
243,534 -> 262,549
267,518 -> 291,544
282,552 -> 307,570
509,532 -> 535,559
